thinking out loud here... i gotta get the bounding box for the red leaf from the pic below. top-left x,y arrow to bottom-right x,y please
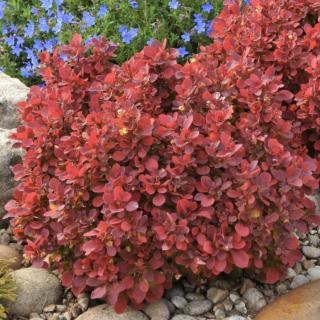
126,201 -> 139,212
231,250 -> 250,268
235,223 -> 250,237
91,285 -> 107,299
152,194 -> 166,206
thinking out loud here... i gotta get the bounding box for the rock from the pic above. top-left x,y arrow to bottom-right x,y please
302,259 -> 316,270
235,301 -> 247,314
224,317 -> 247,320
223,298 -> 233,312
214,308 -> 226,319
185,292 -> 205,301
77,293 -> 89,312
0,128 -> 23,223
308,234 -> 320,247
0,229 -> 10,245
229,293 -> 241,303
290,275 -> 310,289
171,296 -> 188,309
287,268 -> 297,279
75,305 -> 148,320
7,267 -> 62,317
165,285 -> 184,299
307,266 -> 320,281
294,262 -> 303,275
302,246 -> 320,259
171,316 -> 197,320
144,300 -> 170,320
0,73 -> 29,129
243,288 -> 266,312
255,279 -> 320,320
183,300 -> 213,316
0,244 -> 22,269
276,283 -> 288,295
43,304 -> 56,312
240,278 -> 255,295
207,287 -> 229,304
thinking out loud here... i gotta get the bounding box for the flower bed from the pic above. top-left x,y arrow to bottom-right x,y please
0,0 -> 225,85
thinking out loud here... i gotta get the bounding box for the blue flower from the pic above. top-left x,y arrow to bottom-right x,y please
25,21 -> 35,38
0,1 -> 6,19
193,14 -> 206,34
40,0 -> 53,11
82,11 -> 95,28
33,39 -> 44,52
5,35 -> 15,47
201,3 -> 213,13
53,13 -> 63,33
181,31 -> 190,42
129,0 -> 138,9
1,25 -> 8,35
119,25 -> 138,44
31,7 -> 38,15
168,0 -> 179,10
43,37 -> 58,52
244,0 -> 250,4
97,5 -> 108,18
9,24 -> 18,33
85,34 -> 98,46
16,36 -> 24,46
177,47 -> 188,57
11,45 -> 22,56
21,65 -> 32,78
39,17 -> 49,33
55,0 -> 64,6
61,11 -> 74,23
147,38 -> 155,46
206,21 -> 213,36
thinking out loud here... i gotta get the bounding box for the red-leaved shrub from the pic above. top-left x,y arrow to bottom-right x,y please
5,0 -> 320,313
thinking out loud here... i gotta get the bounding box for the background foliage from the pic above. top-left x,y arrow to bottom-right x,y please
0,0 -> 223,85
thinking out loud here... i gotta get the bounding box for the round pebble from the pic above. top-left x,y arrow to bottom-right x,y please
183,300 -> 213,316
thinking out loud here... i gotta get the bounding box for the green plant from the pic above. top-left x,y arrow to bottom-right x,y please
0,259 -> 17,319
0,0 -> 223,85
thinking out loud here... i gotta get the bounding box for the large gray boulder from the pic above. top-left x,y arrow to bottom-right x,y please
0,128 -> 23,222
75,304 -> 149,320
0,73 -> 28,129
8,267 -> 62,317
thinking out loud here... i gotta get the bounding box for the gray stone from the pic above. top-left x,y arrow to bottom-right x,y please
243,288 -> 266,312
183,300 -> 213,316
307,266 -> 320,281
0,128 -> 23,222
8,267 -> 62,317
144,299 -> 170,320
286,268 -> 296,279
171,316 -> 197,320
75,305 -> 148,320
302,246 -> 320,259
308,234 -> 320,247
165,285 -> 184,299
185,292 -> 205,301
235,301 -> 247,314
0,73 -> 29,129
214,308 -> 226,319
290,274 -> 310,289
229,293 -> 241,303
207,287 -> 229,304
224,317 -> 247,320
171,296 -> 188,309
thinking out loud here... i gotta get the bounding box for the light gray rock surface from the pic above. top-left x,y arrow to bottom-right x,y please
8,267 -> 62,317
75,304 -> 148,320
0,128 -> 23,222
0,72 -> 28,129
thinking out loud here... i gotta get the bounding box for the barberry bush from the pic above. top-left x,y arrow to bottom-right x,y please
5,0 -> 320,313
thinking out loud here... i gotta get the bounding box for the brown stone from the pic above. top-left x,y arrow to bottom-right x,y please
0,244 -> 22,270
255,280 -> 320,320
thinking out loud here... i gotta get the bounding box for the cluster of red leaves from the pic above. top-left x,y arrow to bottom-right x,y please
5,0 -> 320,313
